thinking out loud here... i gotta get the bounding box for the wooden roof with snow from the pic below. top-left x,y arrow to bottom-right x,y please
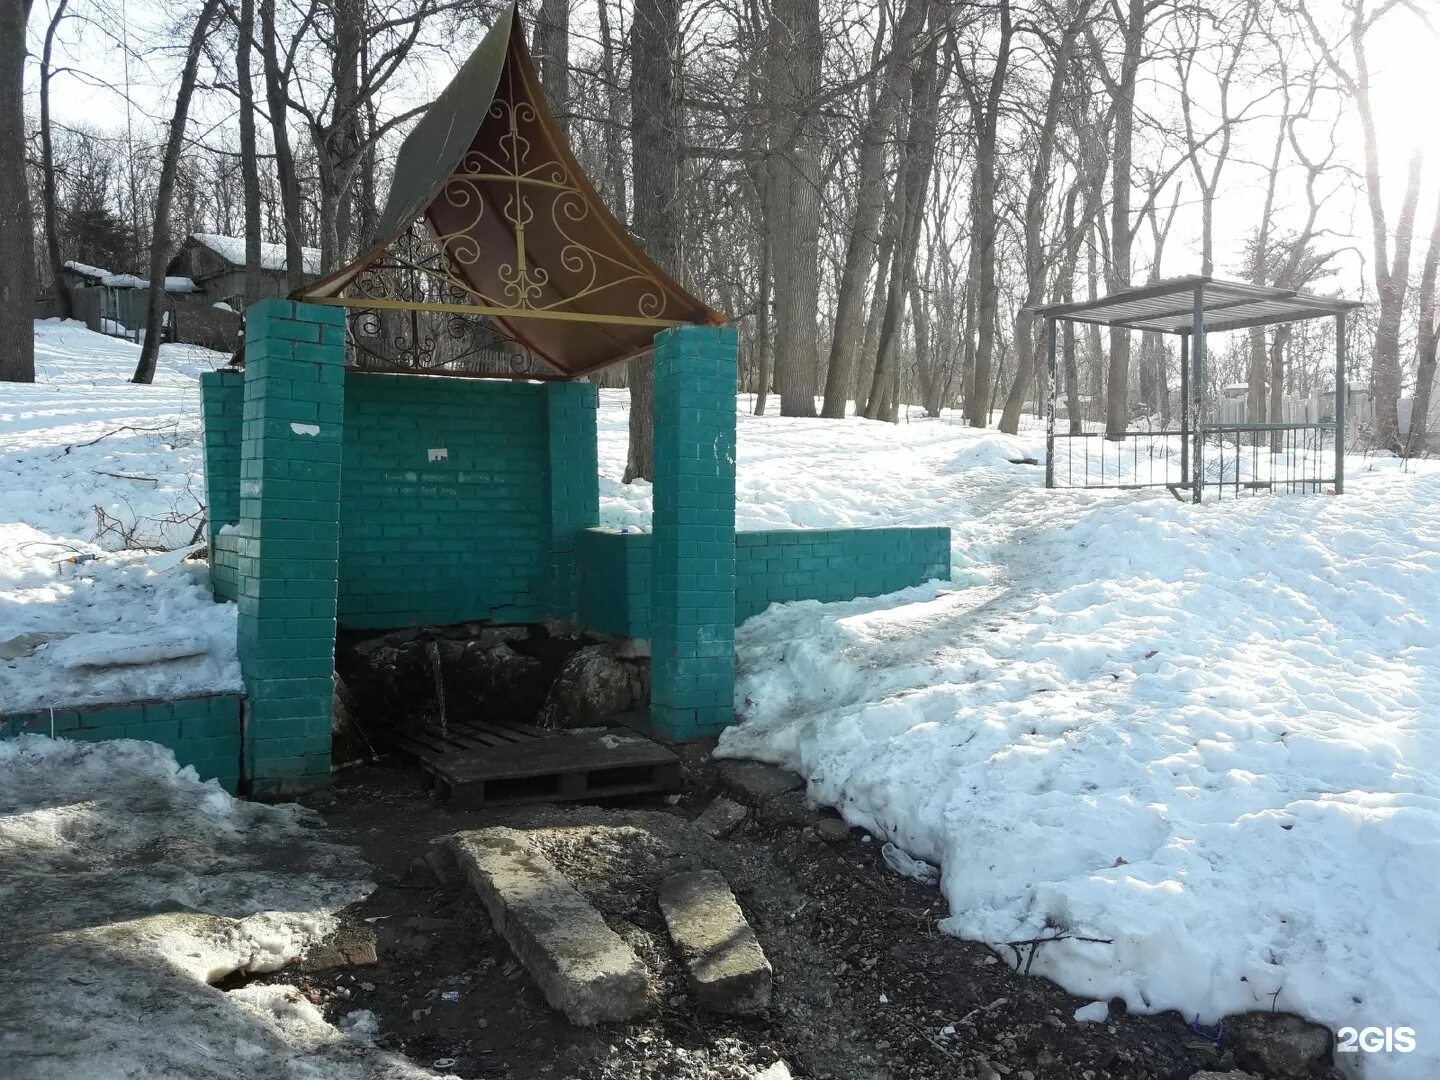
293,3 -> 720,379
171,234 -> 321,279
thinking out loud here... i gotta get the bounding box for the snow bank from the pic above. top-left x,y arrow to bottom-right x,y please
0,322 -> 241,712
690,402 -> 1440,1080
0,736 -> 427,1079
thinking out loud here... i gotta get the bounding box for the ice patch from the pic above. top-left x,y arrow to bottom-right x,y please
48,628 -> 210,668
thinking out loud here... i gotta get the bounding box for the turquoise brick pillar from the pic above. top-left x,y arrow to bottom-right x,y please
235,299 -> 346,796
544,380 -> 600,620
649,324 -> 738,740
200,370 -> 244,542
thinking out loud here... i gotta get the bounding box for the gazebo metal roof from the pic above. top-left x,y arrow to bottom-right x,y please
1030,276 -> 1361,335
294,3 -> 721,379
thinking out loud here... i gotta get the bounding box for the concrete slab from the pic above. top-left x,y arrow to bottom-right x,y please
448,827 -> 648,1025
695,795 -> 749,838
658,870 -> 772,1014
717,760 -> 804,805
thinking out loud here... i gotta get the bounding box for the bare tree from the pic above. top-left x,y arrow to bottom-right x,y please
769,0 -> 824,416
533,0 -> 572,133
1408,190 -> 1440,454
1090,0 -> 1150,439
235,0 -> 263,303
865,32 -> 942,420
625,0 -> 681,481
998,0 -> 1093,434
1300,0 -> 1422,452
954,0 -> 1012,427
132,0 -> 225,385
820,0 -> 927,418
39,0 -> 74,321
0,0 -> 36,382
259,0 -> 306,288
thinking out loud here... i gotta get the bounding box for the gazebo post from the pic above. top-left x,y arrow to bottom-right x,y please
649,324 -> 739,741
1190,283 -> 1205,504
1179,332 -> 1189,489
1045,318 -> 1057,489
1335,311 -> 1346,494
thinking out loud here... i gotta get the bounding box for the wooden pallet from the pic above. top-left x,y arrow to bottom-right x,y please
390,716 -> 682,808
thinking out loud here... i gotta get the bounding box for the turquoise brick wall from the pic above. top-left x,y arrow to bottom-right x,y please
649,325 -> 738,740
201,370 -> 245,601
198,306 -> 602,790
201,370 -> 244,541
545,381 -> 601,619
336,375 -> 597,629
579,525 -> 952,637
235,299 -> 346,796
578,528 -> 653,637
734,526 -> 951,620
1,694 -> 244,792
211,528 -> 241,601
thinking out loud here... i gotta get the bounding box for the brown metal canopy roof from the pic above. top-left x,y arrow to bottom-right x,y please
295,3 -> 721,379
1030,276 -> 1361,335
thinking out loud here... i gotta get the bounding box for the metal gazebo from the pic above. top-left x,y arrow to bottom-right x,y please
1031,276 -> 1362,501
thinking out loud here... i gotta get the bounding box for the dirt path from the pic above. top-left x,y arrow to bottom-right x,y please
253,754 -> 1327,1080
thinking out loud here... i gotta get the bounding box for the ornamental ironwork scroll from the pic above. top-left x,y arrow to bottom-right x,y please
340,223 -> 549,377
331,58 -> 676,333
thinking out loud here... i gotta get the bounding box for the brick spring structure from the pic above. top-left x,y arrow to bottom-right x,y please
3,301 -> 949,795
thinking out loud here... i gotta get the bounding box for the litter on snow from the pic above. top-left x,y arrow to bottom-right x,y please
881,841 -> 941,886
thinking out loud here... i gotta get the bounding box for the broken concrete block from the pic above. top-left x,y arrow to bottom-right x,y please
299,934 -> 379,971
1231,1014 -> 1332,1078
448,828 -> 648,1025
717,760 -> 804,806
695,795 -> 749,838
659,870 -> 772,1014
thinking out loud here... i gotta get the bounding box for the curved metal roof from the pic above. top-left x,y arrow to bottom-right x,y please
296,3 -> 721,378
1030,276 -> 1361,335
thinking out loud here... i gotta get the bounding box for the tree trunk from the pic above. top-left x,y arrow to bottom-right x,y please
854,172 -> 902,410
864,38 -> 940,421
960,0 -> 1012,428
769,0 -> 823,417
1103,0 -> 1146,439
132,0 -> 223,384
626,0 -> 682,481
1408,187 -> 1440,454
997,0 -> 1084,434
595,0 -> 627,219
0,0 -> 36,382
534,0 -> 572,135
820,0 -> 925,418
753,218 -> 772,414
237,0 -> 263,305
40,0 -> 73,322
260,0 -> 305,288
1268,325 -> 1290,450
1371,148 -> 1423,452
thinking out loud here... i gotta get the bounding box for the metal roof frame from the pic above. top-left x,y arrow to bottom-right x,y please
293,3 -> 721,380
1030,275 -> 1361,335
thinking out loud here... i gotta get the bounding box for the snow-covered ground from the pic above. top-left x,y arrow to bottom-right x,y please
626,395 -> 1438,1080
6,328 -> 1437,1078
0,736 -> 430,1078
0,321 -> 241,713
